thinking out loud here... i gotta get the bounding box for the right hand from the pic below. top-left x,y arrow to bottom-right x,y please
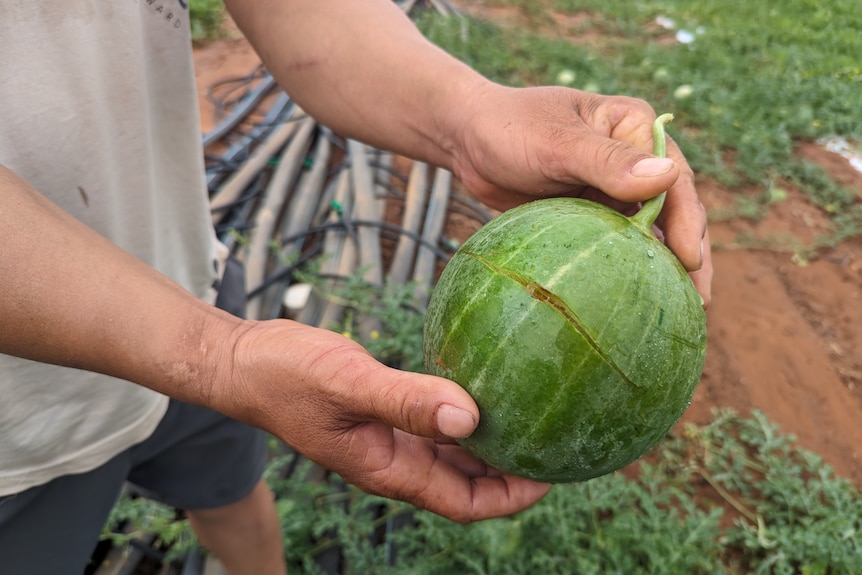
446,84 -> 712,307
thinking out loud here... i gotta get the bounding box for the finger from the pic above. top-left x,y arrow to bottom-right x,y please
345,429 -> 551,523
352,367 -> 480,439
654,140 -> 706,272
461,475 -> 553,523
434,442 -> 498,477
415,464 -> 552,523
657,192 -> 705,272
387,435 -> 552,523
556,131 -> 680,204
689,228 -> 713,309
390,470 -> 552,524
577,187 -> 639,214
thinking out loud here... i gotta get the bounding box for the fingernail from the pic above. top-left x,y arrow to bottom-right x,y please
437,404 -> 476,438
631,157 -> 674,177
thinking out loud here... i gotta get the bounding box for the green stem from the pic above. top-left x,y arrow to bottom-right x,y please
695,465 -> 760,524
630,113 -> 674,232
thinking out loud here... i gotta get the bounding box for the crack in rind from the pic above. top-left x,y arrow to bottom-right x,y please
466,252 -> 641,389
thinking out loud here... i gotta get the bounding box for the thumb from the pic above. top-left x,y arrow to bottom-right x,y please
358,368 -> 480,439
564,134 -> 679,203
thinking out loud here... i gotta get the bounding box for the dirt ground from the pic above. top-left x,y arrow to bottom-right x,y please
192,22 -> 862,485
692,170 -> 862,484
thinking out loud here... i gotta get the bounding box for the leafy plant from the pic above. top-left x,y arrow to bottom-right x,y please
189,0 -> 226,41
260,409 -> 862,574
102,369 -> 862,573
101,491 -> 197,562
292,261 -> 427,372
414,11 -> 621,92
686,411 -> 862,575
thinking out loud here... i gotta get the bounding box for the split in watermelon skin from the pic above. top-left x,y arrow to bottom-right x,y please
423,197 -> 707,483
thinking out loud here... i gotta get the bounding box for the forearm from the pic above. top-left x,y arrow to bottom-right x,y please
224,0 -> 488,169
0,165 -> 240,403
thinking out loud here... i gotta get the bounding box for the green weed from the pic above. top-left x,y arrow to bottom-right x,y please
415,11 -> 621,92
189,0 -> 226,41
103,364 -> 862,573
101,493 -> 197,562
263,409 -> 862,574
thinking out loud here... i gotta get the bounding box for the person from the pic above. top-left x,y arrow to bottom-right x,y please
0,1 -> 712,574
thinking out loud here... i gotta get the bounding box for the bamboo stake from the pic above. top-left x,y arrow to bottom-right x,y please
412,167 -> 451,310
245,116 -> 316,320
210,117 -> 300,223
387,161 -> 429,284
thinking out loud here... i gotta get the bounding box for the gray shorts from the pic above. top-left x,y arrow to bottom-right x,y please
0,399 -> 267,575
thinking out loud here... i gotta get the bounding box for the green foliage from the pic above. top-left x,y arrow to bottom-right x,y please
259,410 -> 862,574
786,161 -> 856,215
264,453 -> 408,574
293,262 -> 427,372
688,410 -> 862,574
102,353 -> 862,572
415,12 -> 620,92
188,0 -> 225,41
385,474 -> 725,574
549,0 -> 862,148
101,492 -> 197,561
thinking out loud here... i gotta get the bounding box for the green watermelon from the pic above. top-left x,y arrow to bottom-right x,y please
423,115 -> 707,482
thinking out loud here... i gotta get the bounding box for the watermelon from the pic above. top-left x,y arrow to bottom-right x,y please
422,115 -> 707,482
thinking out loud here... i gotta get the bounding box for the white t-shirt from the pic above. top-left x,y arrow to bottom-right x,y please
0,1 -> 220,495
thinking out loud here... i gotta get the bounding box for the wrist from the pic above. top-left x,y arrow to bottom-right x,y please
139,303 -> 253,415
426,67 -> 496,171
203,318 -> 314,432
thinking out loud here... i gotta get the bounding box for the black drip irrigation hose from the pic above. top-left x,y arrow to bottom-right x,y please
205,93 -> 297,192
205,105 -> 305,191
201,69 -> 277,148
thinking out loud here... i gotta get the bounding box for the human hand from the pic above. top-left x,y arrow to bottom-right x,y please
215,319 -> 552,523
447,84 -> 712,307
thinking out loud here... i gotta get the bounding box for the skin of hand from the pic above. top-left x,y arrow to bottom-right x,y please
212,318 -> 553,523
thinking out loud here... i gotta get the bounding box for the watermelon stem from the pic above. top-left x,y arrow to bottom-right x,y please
630,113 -> 674,232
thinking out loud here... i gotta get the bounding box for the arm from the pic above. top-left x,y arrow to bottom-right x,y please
0,165 -> 549,522
0,166 -> 223,391
225,0 -> 712,305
